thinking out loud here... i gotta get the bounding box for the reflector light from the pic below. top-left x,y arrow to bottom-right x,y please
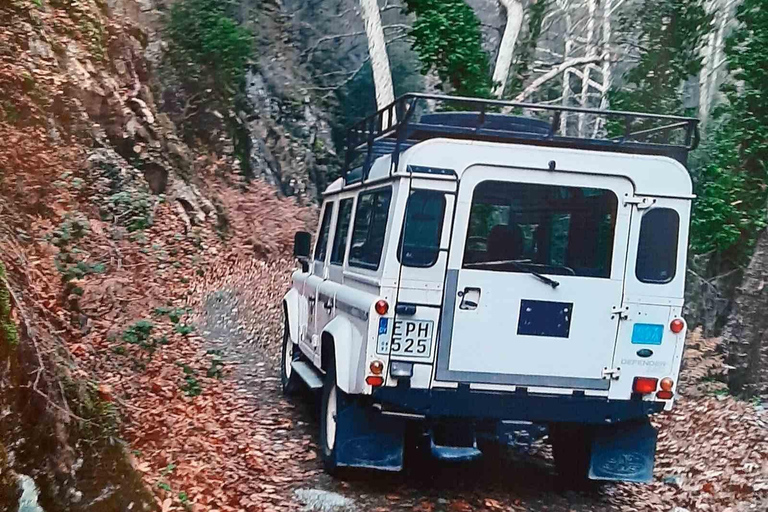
657,390 -> 674,400
633,377 -> 658,395
670,318 -> 685,334
369,360 -> 384,375
365,375 -> 384,387
660,377 -> 674,391
375,300 -> 389,315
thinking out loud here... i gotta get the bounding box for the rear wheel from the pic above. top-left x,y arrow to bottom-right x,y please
550,424 -> 593,486
320,358 -> 348,474
280,318 -> 301,396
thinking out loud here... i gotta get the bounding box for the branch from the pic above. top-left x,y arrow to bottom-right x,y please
0,273 -> 88,423
512,56 -> 604,102
303,24 -> 411,57
308,33 -> 410,92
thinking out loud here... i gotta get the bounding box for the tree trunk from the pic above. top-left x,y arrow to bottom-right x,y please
593,0 -> 613,137
699,0 -> 729,125
578,0 -> 598,136
559,0 -> 573,135
722,228 -> 768,396
359,0 -> 396,116
492,0 -> 525,98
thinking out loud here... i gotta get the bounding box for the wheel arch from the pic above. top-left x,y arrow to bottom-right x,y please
283,288 -> 300,345
321,315 -> 364,395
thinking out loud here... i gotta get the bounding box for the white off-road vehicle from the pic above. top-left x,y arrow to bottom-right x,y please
281,94 -> 698,482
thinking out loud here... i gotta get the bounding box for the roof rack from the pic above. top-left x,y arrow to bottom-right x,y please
343,93 -> 700,185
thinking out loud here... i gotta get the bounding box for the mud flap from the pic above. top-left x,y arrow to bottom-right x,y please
588,419 -> 657,483
335,402 -> 405,471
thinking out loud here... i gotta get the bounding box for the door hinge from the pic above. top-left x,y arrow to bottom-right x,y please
623,196 -> 655,209
611,305 -> 630,320
602,367 -> 621,380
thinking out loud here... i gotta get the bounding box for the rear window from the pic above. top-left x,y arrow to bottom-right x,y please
398,190 -> 446,268
636,208 -> 679,284
349,188 -> 392,270
463,181 -> 618,278
314,203 -> 334,262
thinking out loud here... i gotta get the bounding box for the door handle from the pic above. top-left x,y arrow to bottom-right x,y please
458,287 -> 481,310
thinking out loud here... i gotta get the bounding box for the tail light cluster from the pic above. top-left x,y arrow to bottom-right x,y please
366,360 -> 384,387
633,376 -> 675,400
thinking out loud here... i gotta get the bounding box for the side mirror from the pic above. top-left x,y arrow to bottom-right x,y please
293,231 -> 311,259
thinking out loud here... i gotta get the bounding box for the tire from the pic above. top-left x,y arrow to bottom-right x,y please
280,318 -> 301,396
319,358 -> 348,474
550,424 -> 593,486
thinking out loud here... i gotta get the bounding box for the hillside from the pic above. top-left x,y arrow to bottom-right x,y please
1,0 -> 767,511
0,0 -> 317,509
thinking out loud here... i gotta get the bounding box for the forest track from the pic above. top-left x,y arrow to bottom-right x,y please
193,263 -> 736,512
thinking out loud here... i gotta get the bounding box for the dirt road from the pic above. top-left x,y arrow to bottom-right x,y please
193,263 -> 766,512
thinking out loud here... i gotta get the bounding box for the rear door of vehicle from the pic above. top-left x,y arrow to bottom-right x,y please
384,176 -> 456,384
435,165 -> 633,390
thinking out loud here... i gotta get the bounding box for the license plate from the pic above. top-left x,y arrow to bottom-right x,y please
390,320 -> 433,358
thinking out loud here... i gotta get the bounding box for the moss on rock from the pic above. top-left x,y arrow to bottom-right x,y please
0,262 -> 19,348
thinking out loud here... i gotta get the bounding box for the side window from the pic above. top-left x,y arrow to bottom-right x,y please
330,198 -> 354,265
398,190 -> 446,267
349,188 -> 392,270
314,203 -> 334,262
636,208 -> 680,284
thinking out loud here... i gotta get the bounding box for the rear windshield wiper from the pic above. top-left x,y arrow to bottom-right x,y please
464,260 -> 560,289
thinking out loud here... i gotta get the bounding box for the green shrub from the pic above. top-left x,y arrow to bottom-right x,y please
165,0 -> 253,101
404,0 -> 494,98
122,320 -> 154,345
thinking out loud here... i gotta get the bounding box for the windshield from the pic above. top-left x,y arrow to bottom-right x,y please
462,180 -> 619,278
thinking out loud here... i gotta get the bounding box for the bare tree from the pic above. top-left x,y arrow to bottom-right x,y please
512,55 -> 604,102
492,0 -> 525,97
593,0 -> 614,136
577,0 -> 598,135
699,0 -> 732,125
359,0 -> 396,114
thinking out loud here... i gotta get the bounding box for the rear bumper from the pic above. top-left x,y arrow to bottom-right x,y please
372,385 -> 664,424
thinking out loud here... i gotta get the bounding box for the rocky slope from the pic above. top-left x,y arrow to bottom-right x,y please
0,0 -> 323,509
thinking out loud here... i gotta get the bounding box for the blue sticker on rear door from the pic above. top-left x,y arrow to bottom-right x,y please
517,300 -> 573,338
631,323 -> 664,345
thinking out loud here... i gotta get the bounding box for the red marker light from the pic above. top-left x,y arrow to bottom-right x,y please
375,300 -> 389,315
670,318 -> 685,334
366,375 -> 384,387
633,377 -> 658,395
657,390 -> 674,400
660,377 -> 674,391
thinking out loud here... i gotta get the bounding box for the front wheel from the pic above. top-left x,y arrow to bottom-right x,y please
320,359 -> 348,474
280,318 -> 301,396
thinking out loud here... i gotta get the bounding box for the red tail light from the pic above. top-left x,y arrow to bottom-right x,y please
375,300 -> 389,315
366,375 -> 384,387
657,377 -> 674,399
633,377 -> 658,395
670,318 -> 685,334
